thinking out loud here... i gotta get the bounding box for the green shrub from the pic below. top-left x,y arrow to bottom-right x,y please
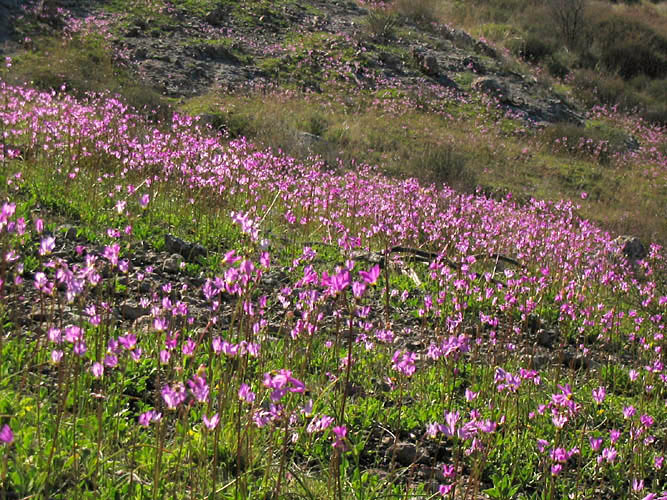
546,55 -> 569,79
393,0 -> 440,26
542,121 -> 634,165
507,35 -> 554,63
364,8 -> 399,42
641,103 -> 667,125
572,70 -> 629,107
7,34 -> 168,117
412,143 -> 476,190
600,43 -> 667,79
594,16 -> 667,79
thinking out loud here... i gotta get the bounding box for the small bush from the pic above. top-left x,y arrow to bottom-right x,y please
600,42 -> 667,79
302,112 -> 328,137
572,70 -> 628,107
364,8 -> 399,42
594,15 -> 667,79
393,0 -> 440,26
507,35 -> 554,63
641,104 -> 667,126
542,121 -> 633,165
7,34 -> 169,117
546,55 -> 569,79
545,0 -> 587,48
412,143 -> 475,190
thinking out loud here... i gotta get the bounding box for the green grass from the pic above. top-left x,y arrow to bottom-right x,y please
175,87 -> 667,245
0,6 -> 665,495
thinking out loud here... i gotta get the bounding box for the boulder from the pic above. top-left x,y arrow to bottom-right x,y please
615,236 -> 647,263
164,234 -> 207,261
206,6 -> 229,26
411,47 -> 440,76
120,300 -> 150,321
537,328 -> 558,348
386,442 -> 429,466
473,77 -> 511,103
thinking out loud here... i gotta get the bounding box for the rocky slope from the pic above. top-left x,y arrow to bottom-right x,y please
2,0 -> 583,126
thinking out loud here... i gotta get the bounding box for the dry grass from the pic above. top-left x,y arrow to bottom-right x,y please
179,88 -> 666,245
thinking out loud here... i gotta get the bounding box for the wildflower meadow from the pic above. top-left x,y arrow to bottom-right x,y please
0,78 -> 665,499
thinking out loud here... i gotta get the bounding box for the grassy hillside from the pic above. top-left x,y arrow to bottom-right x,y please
1,0 -> 665,244
0,1 -> 665,499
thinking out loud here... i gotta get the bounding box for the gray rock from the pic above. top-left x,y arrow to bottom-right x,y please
615,236 -> 647,264
164,234 -> 207,261
163,254 -> 183,273
532,354 -> 550,370
412,47 -> 440,76
386,442 -> 428,466
120,301 -> 149,321
526,314 -> 541,334
206,6 -> 229,26
59,225 -> 78,241
379,51 -> 402,69
421,54 -> 439,76
562,349 -> 592,370
295,131 -> 327,152
624,135 -> 640,152
537,328 -> 557,348
350,250 -> 384,265
473,77 -> 511,103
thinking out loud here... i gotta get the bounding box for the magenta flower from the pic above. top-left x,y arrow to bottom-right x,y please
332,425 -> 347,449
104,354 -> 118,368
592,386 -> 606,404
391,350 -> 417,377
159,350 -> 170,364
73,342 -> 87,357
441,464 -> 455,478
39,236 -> 55,256
537,439 -> 550,453
90,362 -> 104,378
202,414 -> 220,430
589,437 -> 603,451
307,415 -> 334,434
118,333 -> 137,351
443,411 -> 460,437
138,410 -> 161,426
162,383 -> 187,409
601,447 -> 617,463
352,281 -> 366,298
359,264 -> 380,285
238,383 -> 256,404
0,424 -> 13,444
439,484 -> 453,496
552,414 -> 568,429
212,336 -> 223,354
640,414 -> 654,428
329,269 -> 350,295
182,339 -> 196,356
263,369 -> 305,402
187,375 -> 209,403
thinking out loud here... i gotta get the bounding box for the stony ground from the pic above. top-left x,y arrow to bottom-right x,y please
1,0 -> 582,126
